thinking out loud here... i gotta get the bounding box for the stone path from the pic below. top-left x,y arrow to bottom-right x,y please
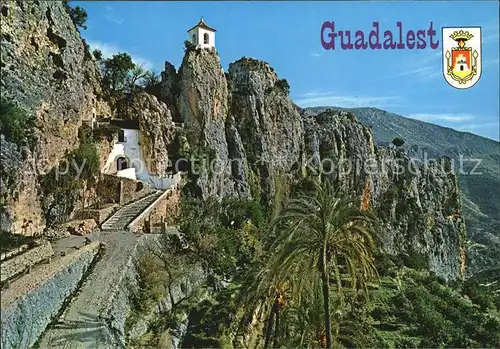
101,191 -> 163,231
32,182 -> 181,348
38,231 -> 140,349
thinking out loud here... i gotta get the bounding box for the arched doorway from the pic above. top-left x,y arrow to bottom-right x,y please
117,156 -> 129,171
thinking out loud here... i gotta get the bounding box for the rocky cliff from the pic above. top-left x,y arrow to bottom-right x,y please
161,51 -> 466,280
176,48 -> 237,199
228,58 -> 304,203
117,92 -> 176,176
0,0 -> 110,235
166,50 -> 304,203
302,110 -> 466,280
0,1 -> 467,280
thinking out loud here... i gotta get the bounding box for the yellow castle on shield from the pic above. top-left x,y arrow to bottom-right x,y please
444,30 -> 479,85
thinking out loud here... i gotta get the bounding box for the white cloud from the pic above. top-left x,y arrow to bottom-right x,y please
294,91 -> 400,108
310,52 -> 321,57
406,113 -> 476,123
454,121 -> 500,140
103,6 -> 124,24
104,14 -> 124,25
87,40 -> 154,69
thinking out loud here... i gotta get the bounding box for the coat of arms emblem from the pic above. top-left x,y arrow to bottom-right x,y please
442,27 -> 482,89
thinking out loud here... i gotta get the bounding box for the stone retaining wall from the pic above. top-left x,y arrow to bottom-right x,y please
0,241 -> 54,283
1,244 -> 29,261
104,234 -> 205,347
0,242 -> 101,349
128,173 -> 182,233
99,174 -> 154,205
73,203 -> 119,225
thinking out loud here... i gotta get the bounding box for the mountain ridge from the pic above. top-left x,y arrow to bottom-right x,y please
301,105 -> 500,274
303,106 -> 499,144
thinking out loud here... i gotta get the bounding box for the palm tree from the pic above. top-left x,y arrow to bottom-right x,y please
236,263 -> 297,349
269,179 -> 379,348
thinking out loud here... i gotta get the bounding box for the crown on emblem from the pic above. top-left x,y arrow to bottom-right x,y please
449,30 -> 474,41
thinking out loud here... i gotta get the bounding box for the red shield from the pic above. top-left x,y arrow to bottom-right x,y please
451,49 -> 472,70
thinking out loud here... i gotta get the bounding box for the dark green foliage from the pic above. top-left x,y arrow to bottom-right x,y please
177,196 -> 266,281
140,184 -> 500,348
396,251 -> 429,271
92,49 -> 103,62
101,52 -> 136,95
141,70 -> 161,89
392,137 -> 405,147
275,79 -> 290,94
0,98 -> 36,148
63,1 -> 88,30
370,267 -> 500,348
141,70 -> 162,96
181,286 -> 239,348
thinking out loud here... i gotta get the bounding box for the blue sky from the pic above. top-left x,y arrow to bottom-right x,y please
79,1 -> 499,141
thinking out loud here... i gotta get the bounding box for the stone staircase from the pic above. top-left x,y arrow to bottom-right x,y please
101,191 -> 163,231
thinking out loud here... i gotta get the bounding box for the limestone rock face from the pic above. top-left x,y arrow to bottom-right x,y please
117,92 -> 176,176
175,51 -> 304,202
159,61 -> 180,120
228,58 -> 304,203
0,0 -> 110,235
177,48 -> 238,199
302,110 -> 466,280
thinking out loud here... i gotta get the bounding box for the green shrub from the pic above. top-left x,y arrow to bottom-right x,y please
63,1 -> 88,30
177,196 -> 267,280
275,79 -> 290,94
0,99 -> 36,148
392,137 -> 405,147
92,49 -> 103,62
184,40 -> 195,52
397,251 -> 429,271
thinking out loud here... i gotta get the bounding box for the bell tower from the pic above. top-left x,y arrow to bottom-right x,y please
187,17 -> 216,49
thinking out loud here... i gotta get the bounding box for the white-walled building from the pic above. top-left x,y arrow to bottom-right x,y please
102,119 -> 174,190
187,18 -> 216,49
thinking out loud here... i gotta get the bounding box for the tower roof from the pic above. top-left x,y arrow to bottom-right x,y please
187,18 -> 217,33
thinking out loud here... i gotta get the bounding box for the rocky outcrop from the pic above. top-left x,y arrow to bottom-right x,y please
0,0 -> 110,235
228,58 -> 304,203
175,52 -> 304,202
117,92 -> 176,176
177,48 -> 240,199
302,110 -> 466,280
159,60 -> 181,121
170,49 -> 464,280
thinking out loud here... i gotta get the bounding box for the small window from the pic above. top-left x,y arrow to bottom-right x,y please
204,33 -> 209,45
118,130 -> 125,142
192,34 -> 196,44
